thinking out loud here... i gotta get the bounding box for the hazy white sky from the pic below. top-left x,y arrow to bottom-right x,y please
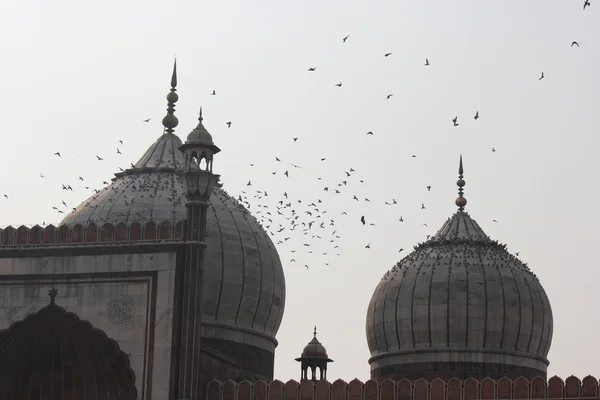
1,0 -> 599,382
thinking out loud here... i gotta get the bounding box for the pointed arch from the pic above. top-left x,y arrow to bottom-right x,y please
0,295 -> 138,399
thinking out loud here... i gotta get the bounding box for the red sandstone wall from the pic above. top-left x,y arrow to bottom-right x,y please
206,376 -> 600,400
0,220 -> 186,246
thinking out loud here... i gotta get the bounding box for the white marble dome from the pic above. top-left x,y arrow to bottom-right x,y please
61,132 -> 286,354
366,211 -> 553,381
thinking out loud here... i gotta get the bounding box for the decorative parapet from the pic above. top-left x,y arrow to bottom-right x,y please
0,220 -> 186,246
206,376 -> 600,400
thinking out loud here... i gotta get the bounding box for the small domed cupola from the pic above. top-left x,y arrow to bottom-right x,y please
295,327 -> 333,382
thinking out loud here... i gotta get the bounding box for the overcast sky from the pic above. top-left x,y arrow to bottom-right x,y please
1,0 -> 599,383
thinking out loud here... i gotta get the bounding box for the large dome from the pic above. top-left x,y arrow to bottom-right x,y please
61,131 -> 286,359
366,211 -> 553,381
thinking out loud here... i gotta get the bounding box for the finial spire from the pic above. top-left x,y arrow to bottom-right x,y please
161,59 -> 179,135
455,154 -> 467,212
313,326 -> 317,337
198,106 -> 203,122
48,287 -> 58,305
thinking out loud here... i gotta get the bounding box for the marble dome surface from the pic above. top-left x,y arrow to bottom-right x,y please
366,211 -> 553,377
61,131 -> 286,352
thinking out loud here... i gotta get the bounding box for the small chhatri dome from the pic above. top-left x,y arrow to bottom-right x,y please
183,107 -> 220,155
295,327 -> 333,382
0,289 -> 137,399
300,327 -> 330,358
365,156 -> 553,382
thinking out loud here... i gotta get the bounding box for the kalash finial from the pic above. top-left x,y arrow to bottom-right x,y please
455,154 -> 467,212
313,326 -> 317,338
161,59 -> 179,135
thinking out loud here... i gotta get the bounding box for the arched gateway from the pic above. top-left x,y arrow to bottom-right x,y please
0,288 -> 137,400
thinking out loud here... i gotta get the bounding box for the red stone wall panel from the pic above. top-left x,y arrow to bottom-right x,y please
480,378 -> 495,400
497,378 -> 513,399
57,225 -> 70,243
223,381 -> 237,400
365,379 -> 378,400
548,376 -> 564,399
253,381 -> 268,400
581,375 -> 598,398
513,377 -> 530,399
207,381 -> 222,400
144,221 -> 157,240
3,226 -> 15,245
447,379 -> 461,400
286,380 -> 300,400
380,380 -> 395,400
71,225 -> 84,243
302,380 -> 316,400
115,222 -> 127,241
174,220 -> 184,239
564,376 -> 581,398
531,377 -> 546,399
85,224 -> 98,243
159,221 -> 172,239
430,379 -> 445,400
316,381 -> 331,400
42,225 -> 56,244
348,379 -> 363,400
332,379 -> 348,400
30,225 -> 43,244
397,379 -> 412,400
464,378 -> 479,400
100,223 -> 114,242
269,381 -> 285,400
130,222 -> 142,240
16,226 -> 29,244
414,380 -> 428,400
238,381 -> 252,400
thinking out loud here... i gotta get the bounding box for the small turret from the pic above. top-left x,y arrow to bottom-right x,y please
295,327 -> 333,382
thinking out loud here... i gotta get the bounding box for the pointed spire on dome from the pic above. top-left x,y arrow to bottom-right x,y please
313,326 -> 317,338
161,59 -> 179,135
455,154 -> 467,212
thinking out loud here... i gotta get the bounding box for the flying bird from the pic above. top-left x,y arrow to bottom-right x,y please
421,203 -> 425,209
308,67 -> 316,71
293,138 -> 298,142
360,216 -> 365,225
427,186 -> 431,192
584,0 -> 590,10
384,53 -> 392,57
572,41 -> 579,47
40,173 -> 45,178
539,72 -> 544,80
474,111 -> 479,120
96,155 -> 103,161
211,90 -> 216,95
54,152 -> 61,157
335,82 -> 342,87
143,118 -> 151,123
365,243 -> 371,249
366,131 -> 374,135
117,148 -> 122,154
226,121 -> 232,128
453,116 -> 459,126
386,94 -> 393,99
425,59 -> 430,66
492,148 -> 496,152
342,35 -> 349,43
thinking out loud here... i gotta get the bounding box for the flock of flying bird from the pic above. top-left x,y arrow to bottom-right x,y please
1,2 -> 591,270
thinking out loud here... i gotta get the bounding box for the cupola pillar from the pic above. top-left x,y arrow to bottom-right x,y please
173,67 -> 221,398
295,327 -> 333,382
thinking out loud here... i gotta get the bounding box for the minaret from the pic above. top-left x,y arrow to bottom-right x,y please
174,86 -> 221,397
455,154 -> 467,212
295,327 -> 333,382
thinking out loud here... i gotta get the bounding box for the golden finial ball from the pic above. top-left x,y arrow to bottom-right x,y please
455,197 -> 467,207
166,92 -> 179,103
162,114 -> 179,129
457,179 -> 465,187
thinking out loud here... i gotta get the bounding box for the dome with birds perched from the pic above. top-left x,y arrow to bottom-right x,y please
59,64 -> 286,372
365,156 -> 553,382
